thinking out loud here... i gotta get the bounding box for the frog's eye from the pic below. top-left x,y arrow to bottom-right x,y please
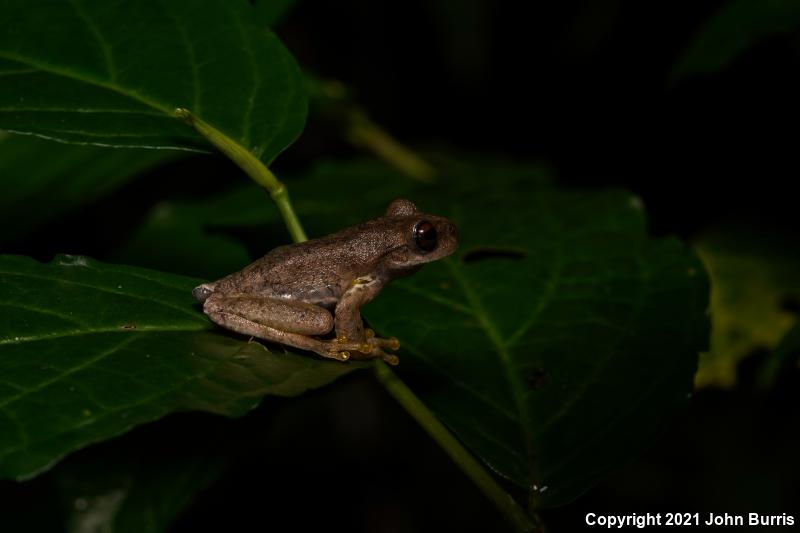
413,220 -> 438,252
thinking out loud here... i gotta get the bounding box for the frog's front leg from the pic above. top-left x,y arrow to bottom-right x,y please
203,294 -> 364,362
334,276 -> 400,365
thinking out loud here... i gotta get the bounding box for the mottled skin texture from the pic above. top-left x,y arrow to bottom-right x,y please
193,199 -> 459,365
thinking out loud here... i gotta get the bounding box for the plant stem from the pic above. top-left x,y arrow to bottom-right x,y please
346,112 -> 436,182
311,77 -> 436,182
373,361 -> 542,533
174,108 -> 307,243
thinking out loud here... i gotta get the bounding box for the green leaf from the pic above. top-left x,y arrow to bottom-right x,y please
0,0 -> 307,164
673,0 -> 800,79
365,184 -> 709,507
694,227 -> 800,388
246,0 -> 297,27
0,134 -> 179,245
757,321 -> 800,388
0,254 -> 366,480
111,201 -> 253,280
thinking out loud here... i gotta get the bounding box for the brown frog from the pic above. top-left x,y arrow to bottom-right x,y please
192,199 -> 459,365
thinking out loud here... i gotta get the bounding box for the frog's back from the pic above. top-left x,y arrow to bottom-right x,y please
199,218 -> 399,306
209,237 -> 367,307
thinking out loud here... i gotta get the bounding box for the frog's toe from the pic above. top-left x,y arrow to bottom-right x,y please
382,353 -> 400,366
372,336 -> 400,351
358,342 -> 374,354
319,344 -> 352,362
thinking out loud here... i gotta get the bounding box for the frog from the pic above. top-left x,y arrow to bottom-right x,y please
192,198 -> 459,366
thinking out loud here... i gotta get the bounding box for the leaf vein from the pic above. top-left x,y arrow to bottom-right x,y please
0,107 -> 163,116
0,301 -> 88,327
67,0 -> 118,82
0,325 -> 205,346
156,0 -> 202,115
0,51 -> 172,115
0,334 -> 139,409
232,7 -> 259,147
394,282 -> 472,314
0,336 -> 250,460
0,269 -> 201,321
444,259 -> 538,482
402,342 -> 519,424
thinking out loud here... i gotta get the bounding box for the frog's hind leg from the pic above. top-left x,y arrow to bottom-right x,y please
203,294 -> 361,362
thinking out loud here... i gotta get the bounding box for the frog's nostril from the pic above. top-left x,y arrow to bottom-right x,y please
192,285 -> 214,302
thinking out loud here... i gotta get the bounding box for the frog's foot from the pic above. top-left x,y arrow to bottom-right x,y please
351,344 -> 400,365
317,331 -> 400,364
317,335 -> 368,362
349,330 -> 401,365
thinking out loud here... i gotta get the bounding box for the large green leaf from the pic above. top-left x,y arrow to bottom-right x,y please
365,184 -> 709,507
0,0 -> 306,163
0,254 -> 366,480
0,134 -> 179,245
673,0 -> 800,79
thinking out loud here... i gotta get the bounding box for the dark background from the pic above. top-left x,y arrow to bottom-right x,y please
3,1 -> 800,531
280,0 -> 800,237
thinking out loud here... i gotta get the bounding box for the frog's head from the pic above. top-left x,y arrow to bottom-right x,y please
382,198 -> 459,271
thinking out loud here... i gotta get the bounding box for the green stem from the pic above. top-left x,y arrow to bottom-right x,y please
374,361 -> 542,533
174,108 -> 308,243
346,112 -> 436,183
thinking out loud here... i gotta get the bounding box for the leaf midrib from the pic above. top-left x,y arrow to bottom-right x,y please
0,51 -> 172,116
0,337 -> 331,472
0,343 -> 229,469
444,259 -> 539,483
0,334 -> 140,410
0,269 -> 202,321
535,256 -> 651,439
0,324 -> 207,345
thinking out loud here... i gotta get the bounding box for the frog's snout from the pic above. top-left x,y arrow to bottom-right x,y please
192,284 -> 215,303
435,218 -> 459,256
